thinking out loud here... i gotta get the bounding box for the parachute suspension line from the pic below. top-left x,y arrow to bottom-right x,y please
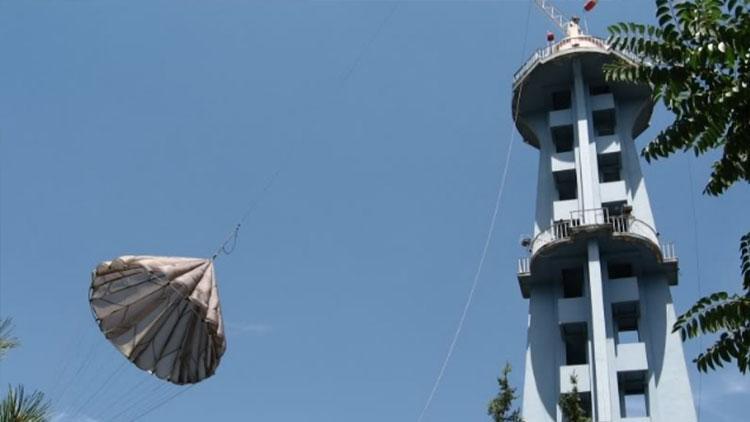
107,379 -> 172,422
51,328 -> 122,419
341,2 -> 400,83
212,223 -> 241,260
119,383 -> 176,421
47,315 -> 89,404
48,324 -> 92,407
69,360 -> 128,419
221,224 -> 240,255
126,384 -> 196,422
84,260 -> 220,419
54,335 -> 100,406
686,156 -> 704,422
90,375 -> 152,421
64,339 -> 125,415
415,3 -> 533,421
211,141 -> 293,261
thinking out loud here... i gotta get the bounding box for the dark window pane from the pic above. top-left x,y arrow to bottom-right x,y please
552,90 -> 572,110
552,125 -> 575,153
593,109 -> 616,136
562,323 -> 588,365
598,152 -> 622,182
554,169 -> 578,200
589,85 -> 611,95
562,267 -> 585,298
608,262 -> 633,279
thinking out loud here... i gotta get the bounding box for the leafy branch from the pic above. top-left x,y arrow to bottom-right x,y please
604,0 -> 750,196
673,232 -> 750,373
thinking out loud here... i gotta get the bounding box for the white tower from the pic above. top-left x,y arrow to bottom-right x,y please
512,20 -> 697,422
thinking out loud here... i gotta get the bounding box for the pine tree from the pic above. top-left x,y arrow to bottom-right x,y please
0,318 -> 51,422
487,363 -> 523,422
558,375 -> 591,422
0,318 -> 19,359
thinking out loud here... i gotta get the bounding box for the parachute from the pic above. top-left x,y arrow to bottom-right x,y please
89,256 -> 226,385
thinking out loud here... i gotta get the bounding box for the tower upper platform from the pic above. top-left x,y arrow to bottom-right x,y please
512,35 -> 652,150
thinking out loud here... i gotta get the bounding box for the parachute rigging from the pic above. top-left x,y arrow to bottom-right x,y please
84,138 -> 291,390
89,256 -> 225,385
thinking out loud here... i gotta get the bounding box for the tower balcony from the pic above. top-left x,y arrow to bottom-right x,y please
516,208 -> 678,297
513,35 -> 611,89
529,208 -> 660,255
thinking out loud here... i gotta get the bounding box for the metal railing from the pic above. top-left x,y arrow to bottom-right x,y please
526,208 -> 661,256
513,35 -> 611,84
661,242 -> 677,261
610,214 -> 629,233
518,257 -> 530,274
518,210 -> 673,275
571,208 -> 608,226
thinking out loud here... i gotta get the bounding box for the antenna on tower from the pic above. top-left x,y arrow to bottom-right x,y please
533,0 -> 598,39
533,0 -> 568,34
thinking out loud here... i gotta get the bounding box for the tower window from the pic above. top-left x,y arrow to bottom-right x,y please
589,84 -> 611,96
562,267 -> 585,298
607,262 -> 633,279
593,109 -> 616,136
554,169 -> 578,200
562,323 -> 588,365
552,90 -> 572,110
618,371 -> 649,417
551,125 -> 575,153
598,152 -> 622,182
612,301 -> 640,344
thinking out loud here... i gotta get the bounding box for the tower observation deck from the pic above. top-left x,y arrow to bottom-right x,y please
512,19 -> 697,422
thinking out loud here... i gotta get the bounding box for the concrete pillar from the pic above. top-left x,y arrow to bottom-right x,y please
572,59 -> 600,213
587,240 -> 612,421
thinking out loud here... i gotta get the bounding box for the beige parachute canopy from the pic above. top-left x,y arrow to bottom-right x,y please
89,256 -> 226,385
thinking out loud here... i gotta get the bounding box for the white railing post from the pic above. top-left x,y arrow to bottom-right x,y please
518,257 -> 530,274
660,242 -> 677,261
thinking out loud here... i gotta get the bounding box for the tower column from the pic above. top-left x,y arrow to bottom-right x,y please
572,59 -> 600,213
587,240 -> 612,421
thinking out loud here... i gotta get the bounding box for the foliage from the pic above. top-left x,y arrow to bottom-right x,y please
603,0 -> 750,374
558,375 -> 591,422
674,232 -> 750,373
604,0 -> 750,196
0,319 -> 19,360
0,386 -> 50,422
487,363 -> 523,422
0,319 -> 51,422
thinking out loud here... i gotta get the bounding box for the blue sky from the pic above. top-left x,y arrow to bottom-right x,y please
0,1 -> 748,421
